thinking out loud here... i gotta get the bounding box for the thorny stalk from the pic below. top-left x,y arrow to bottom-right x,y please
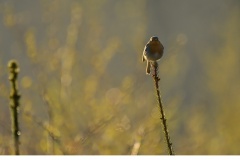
151,62 -> 174,155
8,60 -> 21,155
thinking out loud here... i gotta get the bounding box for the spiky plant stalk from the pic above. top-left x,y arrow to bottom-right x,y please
151,62 -> 174,155
8,60 -> 21,155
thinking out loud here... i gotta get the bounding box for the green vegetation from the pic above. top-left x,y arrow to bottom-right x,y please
0,0 -> 240,155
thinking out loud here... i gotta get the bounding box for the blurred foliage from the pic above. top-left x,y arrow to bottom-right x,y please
0,0 -> 240,155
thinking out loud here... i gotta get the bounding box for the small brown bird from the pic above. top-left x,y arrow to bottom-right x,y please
142,36 -> 164,74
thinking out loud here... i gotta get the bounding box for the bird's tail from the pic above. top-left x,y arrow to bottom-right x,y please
146,61 -> 150,75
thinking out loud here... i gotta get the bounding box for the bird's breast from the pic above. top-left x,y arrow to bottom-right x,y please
150,44 -> 163,54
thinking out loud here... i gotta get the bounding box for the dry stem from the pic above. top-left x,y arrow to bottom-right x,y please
151,62 -> 174,155
8,60 -> 21,155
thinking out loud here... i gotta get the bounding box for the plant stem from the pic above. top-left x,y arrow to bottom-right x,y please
23,111 -> 67,155
151,62 -> 174,155
42,91 -> 55,154
8,60 -> 21,155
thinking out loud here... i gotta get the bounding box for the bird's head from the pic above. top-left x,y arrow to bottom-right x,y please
150,36 -> 159,41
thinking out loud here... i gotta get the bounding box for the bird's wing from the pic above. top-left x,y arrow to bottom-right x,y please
160,42 -> 164,51
142,43 -> 150,62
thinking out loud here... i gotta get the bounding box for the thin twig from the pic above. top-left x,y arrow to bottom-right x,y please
151,62 -> 174,155
80,116 -> 114,144
23,111 -> 68,155
8,60 -> 21,155
41,91 -> 55,154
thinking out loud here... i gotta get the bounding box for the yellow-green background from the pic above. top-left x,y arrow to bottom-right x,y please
0,0 -> 240,155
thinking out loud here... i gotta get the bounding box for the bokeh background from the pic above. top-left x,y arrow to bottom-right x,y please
0,0 -> 240,155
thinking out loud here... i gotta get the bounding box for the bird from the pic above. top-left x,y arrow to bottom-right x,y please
142,36 -> 164,74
